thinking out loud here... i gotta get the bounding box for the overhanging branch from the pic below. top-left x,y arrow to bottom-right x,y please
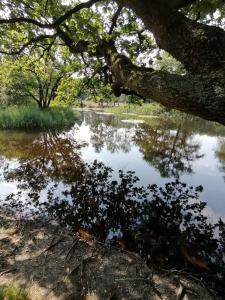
100,40 -> 225,125
0,17 -> 51,28
120,88 -> 146,101
0,0 -> 100,29
0,34 -> 57,55
53,0 -> 101,28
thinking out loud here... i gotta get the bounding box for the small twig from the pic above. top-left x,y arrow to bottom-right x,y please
0,268 -> 17,277
115,277 -> 162,298
42,237 -> 63,254
66,238 -> 79,261
69,262 -> 82,275
9,246 -> 19,256
109,5 -> 123,35
80,259 -> 84,287
68,254 -> 93,276
115,277 -> 150,282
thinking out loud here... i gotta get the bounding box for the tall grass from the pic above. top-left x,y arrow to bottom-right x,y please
105,103 -> 179,116
0,107 -> 76,130
0,285 -> 28,300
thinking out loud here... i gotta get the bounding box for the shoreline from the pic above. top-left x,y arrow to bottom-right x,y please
0,210 -> 219,300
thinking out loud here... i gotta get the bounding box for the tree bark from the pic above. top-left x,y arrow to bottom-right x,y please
118,0 -> 225,73
100,42 -> 225,124
90,0 -> 225,125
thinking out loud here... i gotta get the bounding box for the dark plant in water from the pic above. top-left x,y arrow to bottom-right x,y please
2,160 -> 225,296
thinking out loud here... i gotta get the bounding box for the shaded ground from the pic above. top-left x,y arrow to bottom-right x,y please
0,210 -> 220,300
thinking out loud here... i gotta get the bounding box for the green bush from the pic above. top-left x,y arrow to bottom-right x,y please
0,285 -> 28,300
0,107 -> 77,130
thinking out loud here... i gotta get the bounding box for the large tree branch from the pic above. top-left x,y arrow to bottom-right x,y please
0,0 -> 100,29
55,26 -> 89,54
101,41 -> 225,125
119,88 -> 146,101
0,17 -> 51,28
118,0 -> 225,73
53,0 -> 100,28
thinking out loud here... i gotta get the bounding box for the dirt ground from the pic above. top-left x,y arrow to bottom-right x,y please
0,210 -> 221,300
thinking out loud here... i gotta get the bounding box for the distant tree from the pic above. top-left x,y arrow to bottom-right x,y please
55,77 -> 86,107
18,54 -> 67,109
0,49 -> 76,109
153,51 -> 185,75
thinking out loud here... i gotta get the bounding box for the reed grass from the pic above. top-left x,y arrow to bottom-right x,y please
0,107 -> 76,130
0,285 -> 28,300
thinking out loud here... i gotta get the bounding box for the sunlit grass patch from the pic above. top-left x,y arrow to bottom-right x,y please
105,103 -> 178,116
0,284 -> 28,300
0,107 -> 77,130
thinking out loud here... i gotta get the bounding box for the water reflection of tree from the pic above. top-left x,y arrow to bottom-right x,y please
90,124 -> 133,153
3,159 -> 225,295
134,123 -> 204,178
0,131 -> 87,190
215,139 -> 225,180
83,112 -> 133,153
83,112 -> 204,178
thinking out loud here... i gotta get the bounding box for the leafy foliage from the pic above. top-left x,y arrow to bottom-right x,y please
153,51 -> 186,75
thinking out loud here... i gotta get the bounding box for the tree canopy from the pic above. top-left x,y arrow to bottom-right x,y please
0,0 -> 225,123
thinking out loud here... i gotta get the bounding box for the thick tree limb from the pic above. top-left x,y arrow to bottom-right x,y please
120,88 -> 146,101
100,41 -> 225,124
118,0 -> 225,73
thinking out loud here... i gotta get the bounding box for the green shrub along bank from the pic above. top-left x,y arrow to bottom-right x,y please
0,285 -> 28,300
0,107 -> 76,130
104,103 -> 180,117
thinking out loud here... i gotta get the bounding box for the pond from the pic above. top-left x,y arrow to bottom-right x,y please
1,111 -> 225,292
74,112 -> 225,220
0,110 -> 225,219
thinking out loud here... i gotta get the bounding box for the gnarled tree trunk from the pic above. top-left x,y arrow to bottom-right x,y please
103,0 -> 225,124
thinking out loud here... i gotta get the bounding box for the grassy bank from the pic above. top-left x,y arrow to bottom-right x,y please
104,103 -> 179,117
0,107 -> 76,130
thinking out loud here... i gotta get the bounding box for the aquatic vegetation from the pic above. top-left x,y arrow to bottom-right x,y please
0,107 -> 76,130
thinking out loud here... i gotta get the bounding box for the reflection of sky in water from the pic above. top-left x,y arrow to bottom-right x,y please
180,135 -> 225,219
73,115 -> 225,219
0,112 -> 225,221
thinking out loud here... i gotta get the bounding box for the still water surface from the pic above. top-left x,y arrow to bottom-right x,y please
0,111 -> 225,219
1,111 -> 225,292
